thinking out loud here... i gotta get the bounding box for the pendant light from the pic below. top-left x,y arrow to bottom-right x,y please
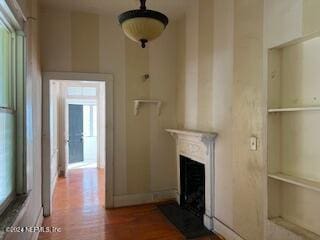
118,0 -> 169,48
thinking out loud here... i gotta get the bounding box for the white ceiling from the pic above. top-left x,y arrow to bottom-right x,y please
39,0 -> 187,19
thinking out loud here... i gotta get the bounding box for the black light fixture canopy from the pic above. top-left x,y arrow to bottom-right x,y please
118,0 -> 169,48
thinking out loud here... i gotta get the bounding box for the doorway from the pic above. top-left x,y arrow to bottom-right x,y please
67,101 -> 98,169
42,72 -> 114,216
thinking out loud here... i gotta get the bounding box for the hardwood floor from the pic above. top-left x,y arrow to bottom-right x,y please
39,168 -> 221,240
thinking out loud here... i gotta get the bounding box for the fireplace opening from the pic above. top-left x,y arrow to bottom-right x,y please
180,155 -> 205,218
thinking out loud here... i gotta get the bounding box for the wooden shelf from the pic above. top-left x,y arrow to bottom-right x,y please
270,217 -> 320,240
268,173 -> 320,193
133,100 -> 162,116
268,107 -> 320,113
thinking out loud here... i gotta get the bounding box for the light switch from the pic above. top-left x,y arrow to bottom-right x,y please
250,136 -> 258,151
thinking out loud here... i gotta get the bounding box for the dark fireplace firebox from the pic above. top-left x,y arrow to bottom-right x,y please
180,155 -> 205,218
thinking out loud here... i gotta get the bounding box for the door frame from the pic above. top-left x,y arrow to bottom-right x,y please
42,72 -> 114,216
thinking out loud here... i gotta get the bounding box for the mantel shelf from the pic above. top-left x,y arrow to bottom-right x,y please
268,106 -> 320,113
268,173 -> 320,193
166,129 -> 217,140
133,100 -> 162,116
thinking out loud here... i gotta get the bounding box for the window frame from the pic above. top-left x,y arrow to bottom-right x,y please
0,1 -> 26,216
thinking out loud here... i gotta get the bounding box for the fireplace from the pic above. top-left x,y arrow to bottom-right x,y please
166,129 -> 217,230
180,155 -> 205,218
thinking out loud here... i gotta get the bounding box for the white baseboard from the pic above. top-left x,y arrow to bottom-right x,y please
114,189 -> 177,208
51,172 -> 58,198
213,218 -> 245,240
204,214 -> 214,231
30,207 -> 43,240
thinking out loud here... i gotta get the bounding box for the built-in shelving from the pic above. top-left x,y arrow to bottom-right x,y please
268,173 -> 320,193
268,106 -> 320,113
267,35 -> 320,237
269,217 -> 320,240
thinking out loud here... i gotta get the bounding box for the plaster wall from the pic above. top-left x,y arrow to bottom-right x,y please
177,0 -> 320,239
34,0 -> 320,239
39,8 -> 178,198
149,24 -> 178,192
303,0 -> 320,36
177,0 -> 264,239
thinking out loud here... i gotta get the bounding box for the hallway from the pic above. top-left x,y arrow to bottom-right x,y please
39,168 -> 220,240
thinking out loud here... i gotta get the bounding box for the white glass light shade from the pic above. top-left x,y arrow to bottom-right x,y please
121,17 -> 165,43
118,1 -> 169,48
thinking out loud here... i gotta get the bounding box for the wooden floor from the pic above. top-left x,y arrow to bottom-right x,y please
39,168 -> 220,240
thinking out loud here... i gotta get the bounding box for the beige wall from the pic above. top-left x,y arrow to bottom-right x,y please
177,0 -> 264,239
125,39 -> 150,193
37,1 -> 320,240
149,24 -> 178,191
71,12 -> 99,72
177,0 -> 320,239
39,8 -> 178,198
174,0 -> 320,239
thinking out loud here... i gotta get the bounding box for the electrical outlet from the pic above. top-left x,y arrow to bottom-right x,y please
250,136 -> 257,151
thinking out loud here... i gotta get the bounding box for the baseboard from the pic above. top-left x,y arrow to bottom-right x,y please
114,189 -> 177,208
213,218 -> 246,240
204,214 -> 214,231
51,172 -> 58,198
30,207 -> 43,240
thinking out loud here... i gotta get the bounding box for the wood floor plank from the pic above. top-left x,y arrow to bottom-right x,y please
39,168 -> 221,240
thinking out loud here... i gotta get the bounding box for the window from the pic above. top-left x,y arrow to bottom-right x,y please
83,105 -> 97,137
0,12 -> 25,215
82,87 -> 96,97
67,87 -> 97,97
67,87 -> 82,96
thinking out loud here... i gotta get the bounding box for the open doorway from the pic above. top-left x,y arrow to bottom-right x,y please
61,81 -> 105,172
68,102 -> 98,169
42,72 -> 114,216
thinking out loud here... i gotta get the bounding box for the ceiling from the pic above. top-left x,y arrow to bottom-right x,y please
39,0 -> 187,19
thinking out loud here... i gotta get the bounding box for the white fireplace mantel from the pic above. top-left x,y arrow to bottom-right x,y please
166,129 -> 218,230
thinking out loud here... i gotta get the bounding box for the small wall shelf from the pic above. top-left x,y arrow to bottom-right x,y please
133,100 -> 162,116
268,106 -> 320,113
268,173 -> 320,193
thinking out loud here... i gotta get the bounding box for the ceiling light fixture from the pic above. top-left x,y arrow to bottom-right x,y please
118,0 -> 169,48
